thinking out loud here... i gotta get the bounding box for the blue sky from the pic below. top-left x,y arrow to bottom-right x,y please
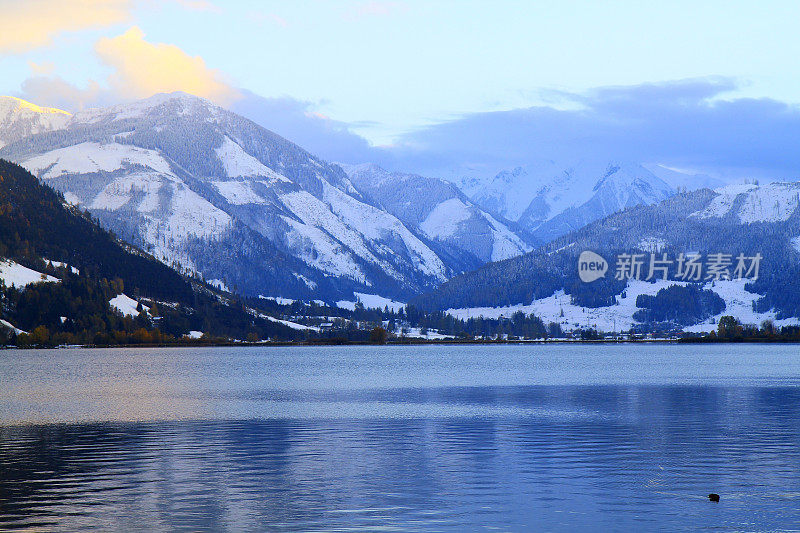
2,0 -> 800,179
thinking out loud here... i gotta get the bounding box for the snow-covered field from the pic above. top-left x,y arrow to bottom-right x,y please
0,260 -> 58,288
109,294 -> 149,317
259,313 -> 319,331
682,280 -> 800,332
447,279 -> 798,333
337,292 -> 406,313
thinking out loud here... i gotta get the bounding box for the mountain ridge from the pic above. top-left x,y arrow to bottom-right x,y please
0,94 -> 463,301
458,159 -> 675,244
412,183 -> 800,333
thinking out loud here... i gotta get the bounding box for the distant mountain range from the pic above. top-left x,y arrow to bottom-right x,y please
457,160 -> 675,244
0,94 -> 454,301
0,93 -> 690,305
413,182 -> 800,332
6,91 -> 781,335
341,163 -> 532,267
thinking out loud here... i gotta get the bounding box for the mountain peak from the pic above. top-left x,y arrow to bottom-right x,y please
72,91 -> 220,124
0,96 -> 72,117
0,96 -> 72,148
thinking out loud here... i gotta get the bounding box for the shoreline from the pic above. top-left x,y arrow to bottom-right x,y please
3,337 -> 799,350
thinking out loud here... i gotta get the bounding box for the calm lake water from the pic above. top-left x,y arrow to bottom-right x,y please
2,344 -> 800,531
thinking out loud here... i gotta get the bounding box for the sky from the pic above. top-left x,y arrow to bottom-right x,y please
2,0 -> 800,180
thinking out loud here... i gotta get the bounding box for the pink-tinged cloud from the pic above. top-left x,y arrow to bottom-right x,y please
94,26 -> 239,104
27,61 -> 56,76
0,0 -> 131,53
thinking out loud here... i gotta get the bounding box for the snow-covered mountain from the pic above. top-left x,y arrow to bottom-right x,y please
458,160 -> 675,244
644,164 -> 725,192
692,182 -> 800,223
414,182 -> 800,332
0,96 -> 71,148
0,93 -> 454,301
341,163 -> 532,267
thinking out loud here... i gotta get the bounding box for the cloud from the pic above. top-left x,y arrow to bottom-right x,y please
94,26 -> 239,104
231,90 -> 377,163
16,26 -> 239,110
27,61 -> 56,76
0,0 -> 130,53
384,78 -> 800,181
18,75 -> 111,112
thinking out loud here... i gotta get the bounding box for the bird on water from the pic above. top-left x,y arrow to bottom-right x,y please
708,493 -> 720,502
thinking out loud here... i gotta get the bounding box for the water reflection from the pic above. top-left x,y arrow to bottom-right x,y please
2,384 -> 800,531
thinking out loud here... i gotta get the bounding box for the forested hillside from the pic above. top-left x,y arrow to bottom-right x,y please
0,160 -> 301,345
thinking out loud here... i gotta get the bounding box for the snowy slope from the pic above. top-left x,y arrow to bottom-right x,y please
0,93 -> 455,301
337,292 -> 406,312
693,182 -> 800,223
109,293 -> 149,317
461,160 -> 674,244
24,141 -> 174,178
0,259 -> 58,288
342,163 -> 532,264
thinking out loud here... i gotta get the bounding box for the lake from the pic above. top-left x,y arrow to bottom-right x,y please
2,344 -> 800,531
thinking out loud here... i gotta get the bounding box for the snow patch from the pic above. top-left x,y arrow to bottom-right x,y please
259,313 -> 318,331
321,182 -> 447,281
420,198 -> 472,239
62,191 -> 81,205
212,180 -> 267,205
23,142 -> 174,179
448,279 -> 678,332
693,182 -> 800,223
0,260 -> 58,288
90,171 -> 165,211
44,259 -> 79,275
293,273 -> 317,289
683,279 -> 800,333
638,237 -> 667,253
215,136 -> 290,181
337,293 -> 405,312
208,279 -> 229,292
259,296 -> 296,305
448,277 -> 800,334
109,293 -> 148,317
0,318 -> 26,335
